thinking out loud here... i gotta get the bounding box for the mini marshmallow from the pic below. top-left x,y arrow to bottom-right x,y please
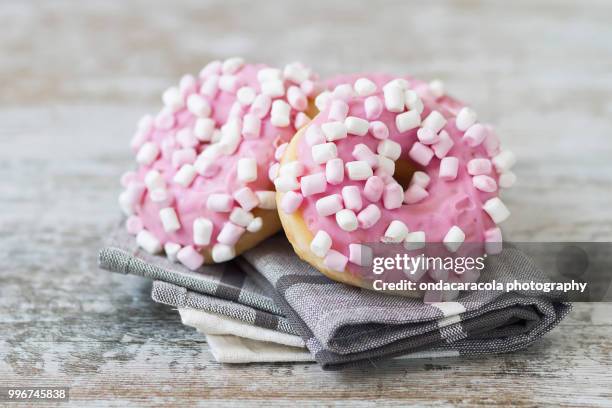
287,86 -> 307,111
261,79 -> 285,98
179,74 -> 196,95
311,143 -> 338,164
483,127 -> 501,157
310,230 -> 332,258
274,143 -> 288,161
194,155 -> 220,178
207,194 -> 233,212
322,121 -> 348,142
274,176 -> 300,192
383,183 -> 404,209
324,250 -> 348,272
155,110 -> 175,130
404,231 -> 426,251
256,191 -> 277,210
237,86 -> 256,105
396,110 -> 422,133
346,161 -> 373,181
136,230 -> 162,254
162,86 -> 183,111
328,100 -> 349,121
250,94 -> 272,119
176,128 -> 198,148
467,158 -> 492,175
332,84 -> 355,101
233,187 -> 259,211
377,139 -> 402,161
136,142 -> 159,165
125,216 -> 143,235
349,244 -> 373,266
485,227 -> 503,255
410,171 -> 430,188
237,157 -> 258,183
177,246 -> 205,271
242,114 -> 261,139
149,189 -> 173,206
219,120 -> 242,155
336,209 -> 358,232
270,100 -> 291,127
145,169 -> 166,190
463,123 -> 487,147
443,226 -> 465,253
365,96 -> 383,120
456,107 -> 477,131
408,142 -> 434,166
222,57 -> 244,74
376,156 -> 396,177
300,79 -> 318,97
212,244 -> 236,262
217,222 -> 245,246
279,161 -> 304,178
492,150 -> 517,172
404,184 -> 429,204
305,125 -> 325,146
352,144 -> 378,168
200,60 -> 221,77
229,207 -> 254,227
227,101 -> 244,119
173,164 -> 196,187
383,85 -> 405,113
483,197 -> 511,224
294,112 -> 311,129
281,191 -> 304,214
429,79 -> 445,99
354,78 -> 377,96
257,67 -> 282,83
499,172 -> 517,188
301,172 -> 327,196
473,175 -> 497,192
164,242 -> 181,263
193,218 -> 213,246
218,75 -> 239,92
439,157 -> 459,180
172,148 -> 196,168
159,207 -> 181,232
433,130 -> 455,159
363,176 -> 384,202
269,162 -> 279,182
316,194 -> 343,216
200,75 -> 219,97
345,117 -> 369,136
369,121 -> 389,140
383,220 -> 409,243
315,91 -> 332,111
404,90 -> 424,114
342,185 -> 363,211
422,110 -> 447,133
325,158 -> 345,185
187,94 -> 211,117
357,204 -> 381,229
417,127 -> 439,145
384,78 -> 409,90
283,62 -> 310,84
247,217 -> 263,233
194,118 -> 215,141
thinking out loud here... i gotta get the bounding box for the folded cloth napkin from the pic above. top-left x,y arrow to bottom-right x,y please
99,226 -> 571,370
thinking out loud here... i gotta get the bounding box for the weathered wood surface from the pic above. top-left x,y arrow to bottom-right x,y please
1,0 -> 611,406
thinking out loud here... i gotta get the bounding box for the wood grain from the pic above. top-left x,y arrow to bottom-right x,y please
1,0 -> 611,406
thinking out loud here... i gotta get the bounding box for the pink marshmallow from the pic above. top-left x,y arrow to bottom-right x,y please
383,183 -> 404,210
281,191 -> 304,214
363,176 -> 384,202
324,250 -> 348,272
125,216 -> 143,235
364,96 -> 383,120
305,125 -> 326,146
467,158 -> 492,175
417,127 -> 439,145
316,194 -> 344,216
472,175 -> 497,192
172,148 -> 196,168
404,184 -> 429,204
217,222 -> 246,246
301,172 -> 327,196
325,158 -> 345,185
352,144 -> 379,168
408,142 -> 434,166
369,121 -> 389,140
463,123 -> 487,147
249,94 -> 272,119
233,187 -> 259,211
177,246 -> 204,271
328,99 -> 349,121
357,204 -> 382,229
342,185 -> 363,211
439,157 -> 459,180
433,130 -> 454,159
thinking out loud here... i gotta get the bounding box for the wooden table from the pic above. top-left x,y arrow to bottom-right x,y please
1,1 -> 611,406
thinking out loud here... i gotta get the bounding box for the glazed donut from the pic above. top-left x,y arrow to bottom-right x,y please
118,58 -> 319,268
276,74 -> 516,293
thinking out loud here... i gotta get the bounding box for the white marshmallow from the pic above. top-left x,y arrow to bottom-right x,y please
492,150 -> 517,172
376,156 -> 396,176
159,207 -> 180,232
230,207 -> 254,227
136,230 -> 162,254
270,100 -> 291,127
218,75 -> 238,92
219,120 -> 242,155
456,107 -> 477,131
274,176 -> 300,192
164,242 -> 181,263
212,244 -> 236,262
499,172 -> 517,188
314,91 -> 332,111
193,218 -> 213,246
404,231 -> 426,251
383,85 -> 405,112
396,110 -> 422,133
222,57 -> 244,74
322,121 -> 348,142
237,86 -> 256,105
136,142 -> 159,165
283,62 -> 310,84
310,230 -> 332,258
200,75 -> 219,97
443,226 -> 465,253
429,79 -> 445,98
173,164 -> 196,187
382,220 -> 409,243
242,114 -> 261,139
187,94 -> 211,117
246,217 -> 263,233
483,197 -> 511,224
404,90 -> 424,114
162,87 -> 183,111
345,161 -> 373,180
237,158 -> 258,183
421,110 -> 447,133
257,68 -> 282,83
261,80 -> 285,98
410,171 -> 430,188
354,78 -> 377,96
256,191 -> 277,210
206,194 -> 233,212
335,209 -> 358,232
144,170 -> 165,190
194,118 -> 215,141
279,161 -> 304,178
311,143 -> 338,164
344,116 -> 370,136
377,139 -> 402,161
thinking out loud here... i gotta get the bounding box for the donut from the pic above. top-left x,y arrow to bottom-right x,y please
276,74 -> 516,295
118,58 -> 320,269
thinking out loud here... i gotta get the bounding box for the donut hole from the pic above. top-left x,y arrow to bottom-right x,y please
393,159 -> 420,190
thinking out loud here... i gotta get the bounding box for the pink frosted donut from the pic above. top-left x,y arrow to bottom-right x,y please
276,74 -> 517,294
118,58 -> 320,268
